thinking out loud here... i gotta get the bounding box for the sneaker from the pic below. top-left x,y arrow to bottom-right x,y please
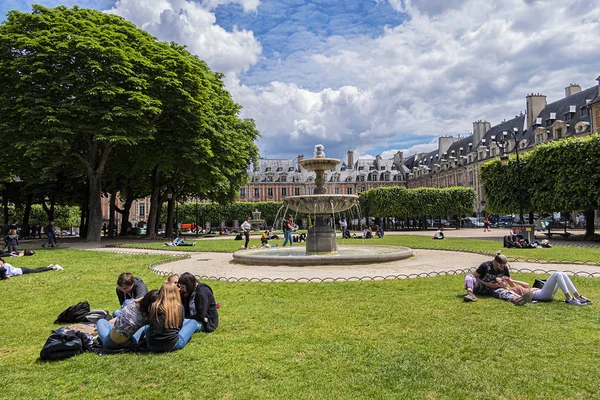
464,292 -> 478,302
47,264 -> 54,268
565,297 -> 585,306
54,265 -> 63,271
576,295 -> 593,305
514,291 -> 534,306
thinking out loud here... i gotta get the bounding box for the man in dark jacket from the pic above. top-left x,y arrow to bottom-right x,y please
115,272 -> 148,308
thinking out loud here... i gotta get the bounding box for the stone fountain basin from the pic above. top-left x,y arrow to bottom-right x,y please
284,194 -> 359,214
298,158 -> 340,171
232,245 -> 413,266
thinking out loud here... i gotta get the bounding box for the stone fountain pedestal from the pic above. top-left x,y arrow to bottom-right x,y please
307,216 -> 337,254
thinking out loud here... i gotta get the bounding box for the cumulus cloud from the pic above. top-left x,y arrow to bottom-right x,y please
227,0 -> 600,159
107,0 -> 262,73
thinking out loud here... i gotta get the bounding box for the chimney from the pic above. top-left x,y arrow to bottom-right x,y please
597,75 -> 600,97
526,93 -> 547,129
416,152 -> 424,161
565,83 -> 581,97
438,136 -> 457,156
472,120 -> 490,146
347,151 -> 354,169
297,154 -> 304,172
375,155 -> 382,170
393,151 -> 404,168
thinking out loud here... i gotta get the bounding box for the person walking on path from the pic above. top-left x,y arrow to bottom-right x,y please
282,215 -> 294,247
42,220 -> 57,248
241,217 -> 252,249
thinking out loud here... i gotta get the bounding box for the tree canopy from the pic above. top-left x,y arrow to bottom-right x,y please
0,5 -> 259,241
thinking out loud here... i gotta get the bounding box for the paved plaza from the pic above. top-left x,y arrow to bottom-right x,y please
38,228 -> 600,281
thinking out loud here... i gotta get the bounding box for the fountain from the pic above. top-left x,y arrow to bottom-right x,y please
248,209 -> 266,232
233,144 -> 412,266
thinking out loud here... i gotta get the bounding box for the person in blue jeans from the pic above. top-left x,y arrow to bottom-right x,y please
97,290 -> 158,350
143,282 -> 196,352
282,215 -> 294,247
42,220 -> 57,248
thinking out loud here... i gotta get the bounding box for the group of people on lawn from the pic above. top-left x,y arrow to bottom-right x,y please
463,251 -> 592,306
97,272 -> 218,353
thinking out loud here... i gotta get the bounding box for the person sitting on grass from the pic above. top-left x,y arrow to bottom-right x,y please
143,282 -> 197,353
463,251 -> 533,306
164,274 -> 180,285
97,290 -> 159,350
114,273 -> 148,316
433,228 -> 445,240
497,272 -> 592,306
165,236 -> 195,247
260,238 -> 277,248
0,258 -> 63,279
178,272 -> 219,333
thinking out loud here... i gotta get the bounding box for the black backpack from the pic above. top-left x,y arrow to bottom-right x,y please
55,301 -> 91,323
40,328 -> 94,361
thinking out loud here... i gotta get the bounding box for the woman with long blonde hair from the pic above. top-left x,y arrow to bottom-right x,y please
145,282 -> 197,352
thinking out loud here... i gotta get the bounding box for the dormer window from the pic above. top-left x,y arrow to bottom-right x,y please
369,165 -> 375,170
358,166 -> 364,171
391,165 -> 398,170
265,167 -> 271,172
581,108 -> 589,117
276,167 -> 283,172
288,167 -> 295,172
534,117 -> 542,126
341,166 -> 346,171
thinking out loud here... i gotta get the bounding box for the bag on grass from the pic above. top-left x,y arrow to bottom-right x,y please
55,301 -> 91,323
40,327 -> 94,361
84,310 -> 112,323
533,279 -> 546,289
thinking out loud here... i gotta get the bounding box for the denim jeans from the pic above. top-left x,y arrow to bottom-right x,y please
283,230 -> 294,246
97,319 -> 141,350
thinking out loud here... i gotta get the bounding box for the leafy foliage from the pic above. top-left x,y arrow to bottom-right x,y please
359,186 -> 476,218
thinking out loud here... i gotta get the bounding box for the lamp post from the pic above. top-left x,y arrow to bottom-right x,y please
495,127 -> 524,224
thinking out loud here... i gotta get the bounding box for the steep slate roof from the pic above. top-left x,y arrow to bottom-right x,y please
522,86 -> 597,143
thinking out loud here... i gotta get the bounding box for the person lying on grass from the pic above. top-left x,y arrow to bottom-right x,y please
97,290 -> 159,350
142,282 -> 197,353
164,237 -> 195,247
178,272 -> 219,333
463,251 -> 533,306
496,273 -> 592,306
0,257 -> 63,280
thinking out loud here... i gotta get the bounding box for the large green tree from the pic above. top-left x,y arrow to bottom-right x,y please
481,135 -> 600,236
0,6 -> 161,241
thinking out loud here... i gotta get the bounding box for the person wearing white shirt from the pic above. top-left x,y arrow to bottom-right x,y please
241,217 -> 252,249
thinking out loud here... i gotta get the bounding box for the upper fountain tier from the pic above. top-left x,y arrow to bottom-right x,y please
284,194 -> 359,214
298,157 -> 340,172
297,144 -> 340,172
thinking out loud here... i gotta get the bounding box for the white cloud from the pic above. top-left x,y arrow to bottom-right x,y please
228,0 -> 600,158
107,0 -> 262,73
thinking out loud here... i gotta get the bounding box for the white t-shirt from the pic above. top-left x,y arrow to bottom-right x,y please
2,263 -> 23,277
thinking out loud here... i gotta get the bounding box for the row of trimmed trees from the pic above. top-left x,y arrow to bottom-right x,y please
480,134 -> 600,237
0,6 -> 259,241
169,187 -> 477,229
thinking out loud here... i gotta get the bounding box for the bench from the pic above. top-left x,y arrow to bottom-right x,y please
541,231 -> 572,238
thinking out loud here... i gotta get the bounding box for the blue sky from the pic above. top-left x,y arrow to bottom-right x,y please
2,0 -> 599,161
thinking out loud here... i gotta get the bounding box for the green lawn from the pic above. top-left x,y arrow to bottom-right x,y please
117,234 -> 600,264
2,248 -> 600,399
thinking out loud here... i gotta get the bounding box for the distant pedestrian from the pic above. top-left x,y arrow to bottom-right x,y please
241,217 -> 251,249
42,220 -> 57,248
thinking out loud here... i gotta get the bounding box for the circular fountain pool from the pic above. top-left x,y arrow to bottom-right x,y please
232,245 -> 413,266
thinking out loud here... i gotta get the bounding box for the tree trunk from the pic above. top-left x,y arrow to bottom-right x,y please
2,193 -> 8,225
117,191 -> 135,237
145,166 -> 161,240
86,172 -> 103,242
42,196 -> 56,222
108,192 -> 116,238
22,194 -> 33,225
584,209 -> 595,237
165,195 -> 175,238
80,188 -> 88,238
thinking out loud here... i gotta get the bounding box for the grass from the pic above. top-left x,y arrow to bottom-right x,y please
116,234 -> 600,263
2,248 -> 600,399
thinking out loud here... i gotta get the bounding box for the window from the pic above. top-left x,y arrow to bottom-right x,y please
580,108 -> 589,117
334,187 -> 340,194
308,188 -> 314,195
535,134 -> 543,144
281,188 -> 287,197
294,187 -> 300,196
139,203 -> 145,217
267,188 -> 273,197
265,167 -> 271,172
240,188 -> 246,197
360,175 -> 365,182
280,176 -> 287,183
254,188 -> 260,197
491,148 -> 496,156
347,188 -> 353,195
